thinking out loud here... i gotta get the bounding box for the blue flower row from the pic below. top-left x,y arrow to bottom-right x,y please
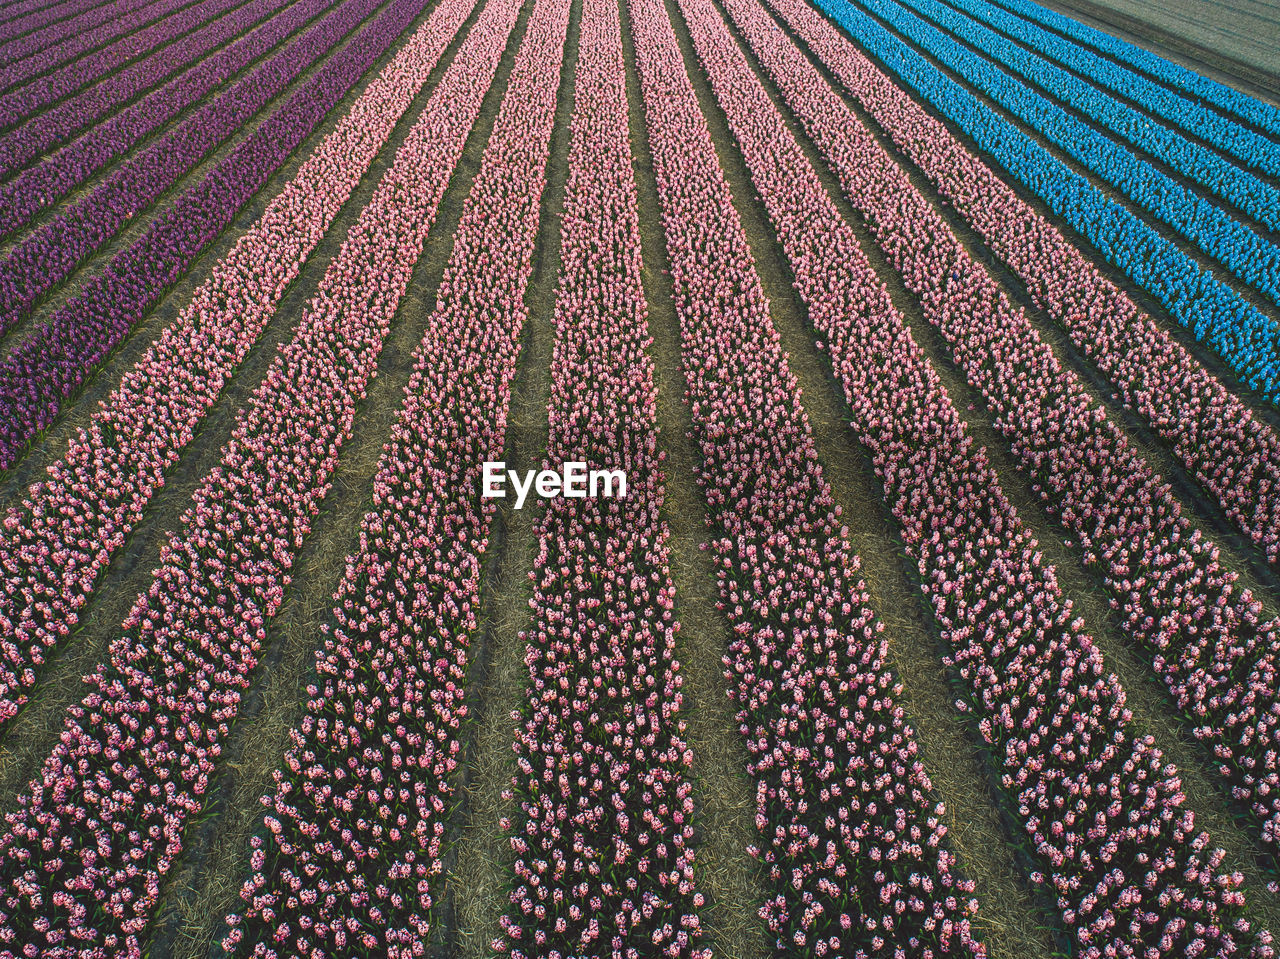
815,0 -> 1280,401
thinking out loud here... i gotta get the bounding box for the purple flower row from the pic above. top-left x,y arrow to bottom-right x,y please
0,0 -> 90,37
750,0 -> 1280,878
497,0 -> 705,953
0,0 -> 236,126
0,0 -> 309,202
0,0 -> 103,43
630,0 -> 983,953
0,0 -> 377,336
0,0 -> 474,746
679,0 -> 1273,952
0,0 -> 504,948
224,0 -> 570,951
0,0 -> 94,28
0,0 -> 421,471
0,0 -> 158,70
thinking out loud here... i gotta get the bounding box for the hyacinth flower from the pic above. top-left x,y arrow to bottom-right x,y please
763,0 -> 1280,570
983,0 -> 1280,144
0,0 -> 216,108
496,0 -> 706,951
224,0 -> 570,950
0,0 -> 476,743
0,0 -> 383,336
890,0 -> 1280,232
811,0 -> 1280,404
0,0 -> 160,65
630,0 -> 985,951
668,0 -> 1274,950
0,0 -> 432,473
942,0 -> 1280,181
0,0 -> 332,226
0,0 -> 530,948
736,0 -> 1280,880
835,0 -> 1280,310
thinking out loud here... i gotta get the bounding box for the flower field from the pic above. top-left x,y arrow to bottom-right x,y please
0,0 -> 1276,952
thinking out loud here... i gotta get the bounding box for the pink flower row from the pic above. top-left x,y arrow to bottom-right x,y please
497,0 -> 705,953
222,0 -> 569,951
0,0 -> 476,731
765,0 -> 1280,568
0,0 -> 521,946
629,0 -> 983,953
674,0 -> 1273,952
748,0 -> 1280,877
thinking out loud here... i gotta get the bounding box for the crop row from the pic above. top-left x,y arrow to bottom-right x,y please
0,0 -> 471,757
0,0 -> 245,129
901,0 -> 1279,232
986,0 -> 1280,141
848,0 -> 1280,310
0,0 -> 309,201
225,0 -> 567,950
744,0 -> 1280,879
0,0 -> 427,471
0,0 -> 161,70
629,0 -> 984,952
811,0 -> 1280,403
763,0 -> 1280,578
0,0 -> 379,337
2,0 -> 114,33
498,0 -> 705,952
681,0 -> 1272,951
0,0 -> 537,946
944,0 -> 1280,180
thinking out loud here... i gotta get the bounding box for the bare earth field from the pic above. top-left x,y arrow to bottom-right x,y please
1044,0 -> 1280,103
